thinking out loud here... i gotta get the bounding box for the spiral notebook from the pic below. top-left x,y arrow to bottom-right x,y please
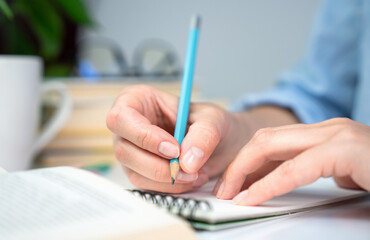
130,178 -> 367,230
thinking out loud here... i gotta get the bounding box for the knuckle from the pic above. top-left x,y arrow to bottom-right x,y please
205,123 -> 222,143
210,106 -> 226,121
120,85 -> 156,101
279,160 -> 296,179
190,121 -> 221,145
279,160 -> 311,188
334,117 -> 353,125
337,124 -> 363,142
210,106 -> 228,128
279,160 -> 308,189
137,127 -> 152,148
251,127 -> 275,145
343,127 -> 359,139
274,162 -> 300,193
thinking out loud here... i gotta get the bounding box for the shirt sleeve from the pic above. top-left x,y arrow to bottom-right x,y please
231,0 -> 362,124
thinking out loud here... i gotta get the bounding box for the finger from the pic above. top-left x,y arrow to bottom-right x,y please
179,105 -> 226,174
115,137 -> 198,183
334,176 -> 362,190
270,117 -> 361,131
107,97 -> 180,160
212,161 -> 281,195
123,167 -> 209,194
232,142 -> 337,206
216,122 -> 341,200
237,120 -> 370,204
240,161 -> 282,190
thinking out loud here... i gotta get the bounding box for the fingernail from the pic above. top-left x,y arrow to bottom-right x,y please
182,147 -> 204,172
233,190 -> 249,205
158,141 -> 179,158
192,173 -> 208,187
176,171 -> 198,182
216,181 -> 225,198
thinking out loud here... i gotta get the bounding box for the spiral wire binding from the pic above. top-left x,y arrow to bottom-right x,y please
129,189 -> 212,220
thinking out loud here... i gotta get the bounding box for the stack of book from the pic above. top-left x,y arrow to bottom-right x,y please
37,79 -> 185,173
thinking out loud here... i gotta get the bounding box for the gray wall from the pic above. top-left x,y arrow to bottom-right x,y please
84,0 -> 320,101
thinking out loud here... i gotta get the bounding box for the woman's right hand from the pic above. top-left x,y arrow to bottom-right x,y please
106,85 -> 253,193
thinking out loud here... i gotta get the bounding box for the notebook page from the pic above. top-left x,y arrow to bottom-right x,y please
0,167 -> 189,240
177,177 -> 366,223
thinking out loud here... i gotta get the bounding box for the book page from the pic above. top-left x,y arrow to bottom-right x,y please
0,167 -> 194,240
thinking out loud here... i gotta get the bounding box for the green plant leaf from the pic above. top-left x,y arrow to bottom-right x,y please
13,0 -> 63,59
54,0 -> 93,25
45,63 -> 72,77
6,22 -> 37,55
0,0 -> 13,19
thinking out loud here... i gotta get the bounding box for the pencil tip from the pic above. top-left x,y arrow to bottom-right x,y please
171,177 -> 175,185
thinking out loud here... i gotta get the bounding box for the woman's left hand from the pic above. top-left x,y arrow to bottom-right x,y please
214,118 -> 370,205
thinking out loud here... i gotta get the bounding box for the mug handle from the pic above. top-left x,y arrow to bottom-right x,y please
32,81 -> 73,156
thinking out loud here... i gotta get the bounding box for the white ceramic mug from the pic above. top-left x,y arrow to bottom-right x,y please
0,56 -> 72,171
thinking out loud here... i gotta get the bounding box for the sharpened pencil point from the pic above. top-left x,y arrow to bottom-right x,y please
170,160 -> 180,184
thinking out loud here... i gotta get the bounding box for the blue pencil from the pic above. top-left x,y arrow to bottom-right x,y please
170,15 -> 201,184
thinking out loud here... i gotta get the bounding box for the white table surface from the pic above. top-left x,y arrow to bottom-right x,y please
107,164 -> 370,240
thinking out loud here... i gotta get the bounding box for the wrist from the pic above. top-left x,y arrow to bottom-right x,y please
228,105 -> 300,143
238,105 -> 299,130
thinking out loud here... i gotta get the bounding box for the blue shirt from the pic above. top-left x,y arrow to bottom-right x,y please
231,0 -> 370,125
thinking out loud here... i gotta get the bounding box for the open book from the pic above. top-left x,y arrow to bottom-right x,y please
0,167 -> 196,240
131,178 -> 367,230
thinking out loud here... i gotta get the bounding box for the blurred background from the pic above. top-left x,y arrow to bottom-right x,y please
0,0 -> 320,176
1,0 -> 320,101
83,0 -> 320,100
